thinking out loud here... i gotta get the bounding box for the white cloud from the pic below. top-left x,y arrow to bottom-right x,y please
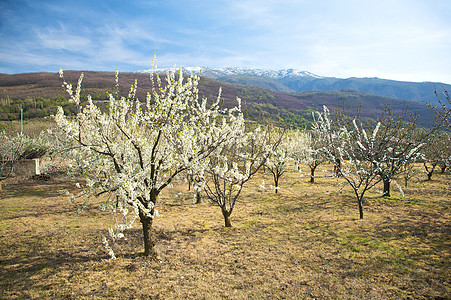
1,0 -> 450,83
35,25 -> 92,52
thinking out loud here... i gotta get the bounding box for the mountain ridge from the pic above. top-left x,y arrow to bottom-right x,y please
137,66 -> 322,79
137,67 -> 450,105
0,71 -> 436,127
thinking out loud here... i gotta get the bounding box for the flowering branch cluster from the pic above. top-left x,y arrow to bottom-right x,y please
55,63 -> 246,257
312,105 -> 429,219
0,131 -> 48,182
429,89 -> 451,131
301,129 -> 327,183
421,131 -> 451,180
313,106 -> 387,219
0,132 -> 26,181
200,124 -> 282,227
265,128 -> 308,192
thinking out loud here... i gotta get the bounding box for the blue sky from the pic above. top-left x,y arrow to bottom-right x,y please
1,0 -> 450,83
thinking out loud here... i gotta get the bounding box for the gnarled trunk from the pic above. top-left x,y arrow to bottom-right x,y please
310,166 -> 316,183
222,208 -> 232,227
380,173 -> 390,197
423,162 -> 437,181
139,209 -> 156,257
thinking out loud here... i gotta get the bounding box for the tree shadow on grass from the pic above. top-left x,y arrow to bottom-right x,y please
373,209 -> 451,254
1,200 -> 102,221
0,244 -> 105,298
0,176 -> 76,199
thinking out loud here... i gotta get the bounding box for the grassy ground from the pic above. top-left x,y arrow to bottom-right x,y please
0,166 -> 449,299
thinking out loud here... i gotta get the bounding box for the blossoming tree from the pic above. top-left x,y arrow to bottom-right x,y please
313,105 -> 428,218
0,132 -> 28,194
56,66 -> 244,257
370,107 -> 426,197
0,132 -> 24,183
303,130 -> 327,183
313,106 -> 385,219
429,89 -> 451,131
264,126 -> 288,193
0,131 -> 47,191
422,131 -> 451,180
264,128 -> 311,191
200,124 -> 280,227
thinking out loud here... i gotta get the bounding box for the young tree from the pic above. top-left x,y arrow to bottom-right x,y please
313,105 -> 428,218
264,128 -> 287,194
401,158 -> 419,187
372,108 -> 426,197
287,129 -> 309,172
439,133 -> 451,173
55,66 -> 244,257
264,127 -> 306,193
422,132 -> 451,180
185,169 -> 203,203
201,125 -> 279,227
0,132 -> 26,191
303,131 -> 327,183
427,90 -> 451,176
313,106 -> 385,219
0,131 -> 47,191
429,89 -> 451,131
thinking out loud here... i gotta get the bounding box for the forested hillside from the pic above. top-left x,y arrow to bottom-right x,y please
0,71 -> 436,127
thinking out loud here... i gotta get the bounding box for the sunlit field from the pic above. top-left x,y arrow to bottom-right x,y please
0,164 -> 449,299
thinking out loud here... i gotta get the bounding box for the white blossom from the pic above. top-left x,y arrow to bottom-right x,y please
55,62 -> 245,256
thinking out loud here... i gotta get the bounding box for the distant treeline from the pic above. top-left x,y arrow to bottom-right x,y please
0,96 -> 73,120
0,71 -> 437,128
0,88 -> 114,121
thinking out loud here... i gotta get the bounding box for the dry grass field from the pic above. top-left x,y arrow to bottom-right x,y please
0,165 -> 450,299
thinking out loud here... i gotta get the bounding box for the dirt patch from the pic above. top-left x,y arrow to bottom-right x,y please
0,168 -> 450,299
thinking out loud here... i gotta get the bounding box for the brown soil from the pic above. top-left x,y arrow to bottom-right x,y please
0,166 -> 449,299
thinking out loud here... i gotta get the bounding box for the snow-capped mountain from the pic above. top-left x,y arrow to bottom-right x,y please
200,67 -> 322,79
137,66 -> 322,79
137,66 -> 202,74
136,66 -> 450,104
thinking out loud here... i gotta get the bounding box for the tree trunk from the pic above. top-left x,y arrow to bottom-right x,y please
222,208 -> 232,227
358,198 -> 364,219
383,177 -> 390,197
334,158 -> 341,177
423,163 -> 437,181
195,191 -> 201,204
310,167 -> 315,183
139,210 -> 157,257
353,189 -> 364,219
424,163 -> 436,181
275,176 -> 279,194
